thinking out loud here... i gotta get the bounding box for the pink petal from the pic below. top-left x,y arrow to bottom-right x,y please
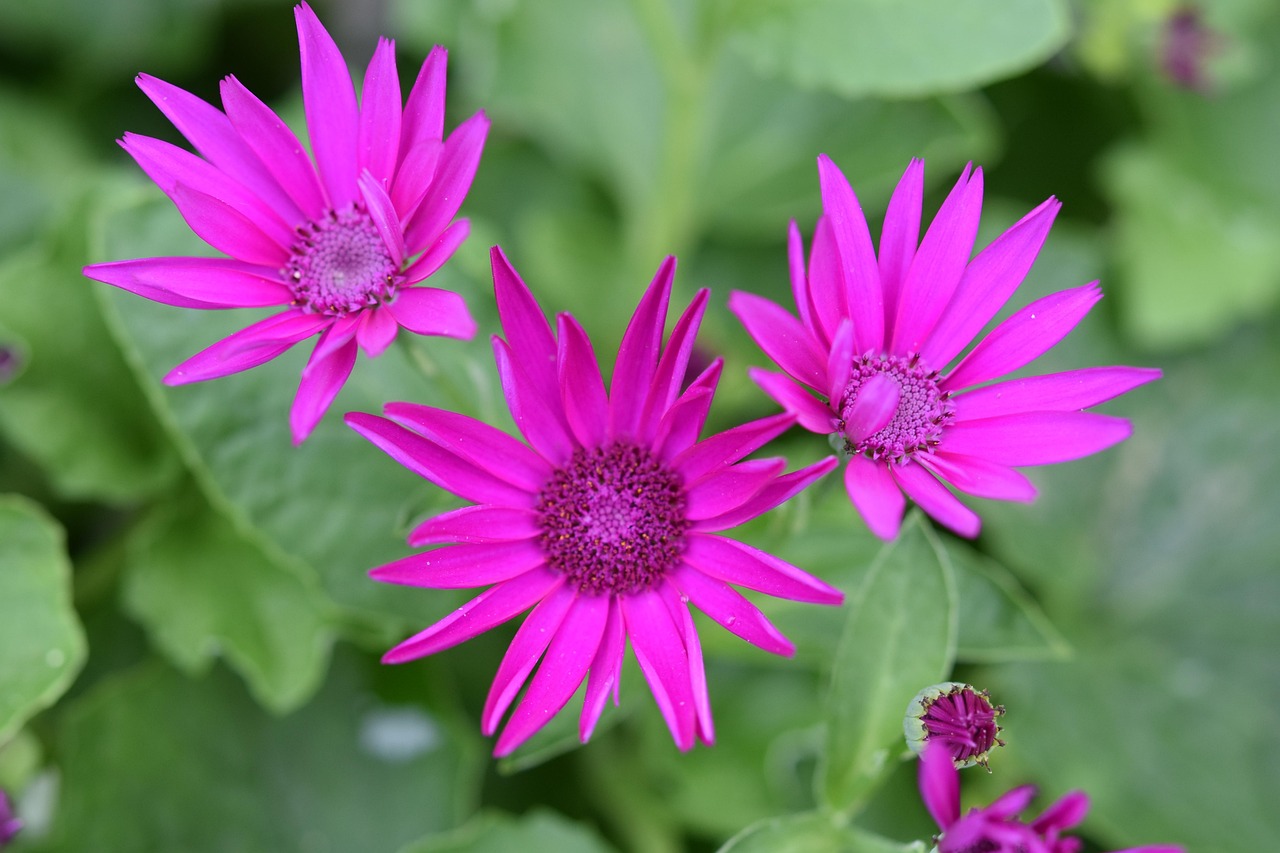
729,291 -> 828,391
620,591 -> 697,751
787,220 -> 814,333
295,2 -> 359,207
344,411 -> 533,506
290,333 -> 358,443
306,312 -> 359,366
652,360 -> 722,459
357,37 -> 402,186
580,598 -> 626,742
482,583 -> 576,735
985,784 -> 1038,819
358,170 -> 406,267
399,46 -> 447,166
369,539 -> 547,589
356,306 -> 398,358
954,366 -> 1162,421
843,455 -> 907,541
493,338 -> 575,465
83,256 -> 292,309
218,74 -> 326,221
608,256 -> 675,440
382,567 -> 563,663
943,283 -> 1102,392
891,165 -> 984,356
806,216 -> 844,346
491,247 -> 558,401
167,182 -> 289,267
1031,790 -> 1090,834
391,140 -> 443,219
747,368 -> 835,434
402,218 -> 469,285
919,740 -> 961,829
841,372 -> 900,446
694,457 -> 838,532
825,319 -> 855,405
921,196 -> 1060,369
557,313 -> 608,448
817,154 -> 884,353
408,505 -> 541,547
660,582 -> 714,745
164,310 -> 327,385
682,534 -> 843,605
685,458 -> 787,521
403,111 -> 489,251
673,412 -> 796,484
638,288 -> 709,442
878,158 -> 924,327
383,401 -> 552,493
388,286 -> 476,339
671,564 -> 793,656
919,451 -> 1037,503
495,594 -> 610,756
941,411 -> 1132,467
890,463 -> 981,538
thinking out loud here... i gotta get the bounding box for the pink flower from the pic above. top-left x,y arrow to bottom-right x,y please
731,156 -> 1160,540
83,2 -> 488,443
347,247 -> 843,756
0,788 -> 19,847
919,740 -> 1183,853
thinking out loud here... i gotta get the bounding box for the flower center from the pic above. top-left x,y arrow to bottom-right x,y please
838,354 -> 953,463
536,443 -> 689,596
285,203 -> 399,316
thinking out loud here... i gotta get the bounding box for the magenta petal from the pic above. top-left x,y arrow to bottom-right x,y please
580,598 -> 626,743
168,182 -> 289,267
295,2 -> 359,207
685,458 -> 787,521
399,46 -> 447,165
290,333 -> 358,443
164,310 -> 326,384
482,583 -> 576,735
817,154 -> 884,353
694,457 -> 838,532
620,591 -> 697,751
825,319 -> 855,404
660,582 -> 714,745
493,338 -> 575,465
84,257 -> 292,309
919,740 -> 961,829
672,564 -> 794,656
984,785 -> 1038,820
807,216 -> 844,346
408,505 -> 541,547
609,256 -> 675,439
729,291 -> 827,391
920,451 -> 1037,503
402,218 -> 469,285
382,567 -> 562,663
345,412 -> 532,506
392,140 -> 443,218
842,373 -> 901,446
358,170 -> 406,266
891,165 -> 984,356
491,247 -> 559,401
843,455 -> 907,541
955,366 -> 1163,421
357,37 -> 402,186
494,594 -> 610,756
307,312 -> 359,366
787,220 -> 814,333
356,306 -> 398,358
388,287 -> 476,339
673,412 -> 796,484
922,196 -> 1060,369
891,463 -> 980,538
944,283 -> 1103,392
403,111 -> 489,250
653,386 -> 714,461
943,411 -> 1132,467
369,539 -> 546,589
747,368 -> 835,434
683,534 -> 843,605
878,158 -> 924,326
1031,790 -> 1090,834
557,314 -> 608,448
639,288 -> 709,442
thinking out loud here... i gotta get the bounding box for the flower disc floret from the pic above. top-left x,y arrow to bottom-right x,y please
840,354 -> 953,463
286,204 -> 399,315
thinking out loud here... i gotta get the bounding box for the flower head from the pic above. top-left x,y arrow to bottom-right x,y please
919,740 -> 1183,853
905,682 -> 1004,769
0,789 -> 20,847
83,2 -> 488,443
731,156 -> 1160,540
347,247 -> 843,756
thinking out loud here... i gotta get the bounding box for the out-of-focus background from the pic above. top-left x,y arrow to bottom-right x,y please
0,0 -> 1276,850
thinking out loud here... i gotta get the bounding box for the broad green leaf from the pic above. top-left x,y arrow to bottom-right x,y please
402,809 -> 617,853
946,542 -> 1070,663
726,0 -> 1071,98
720,811 -> 926,853
820,512 -> 957,815
50,653 -> 480,853
0,496 -> 86,742
123,486 -> 335,713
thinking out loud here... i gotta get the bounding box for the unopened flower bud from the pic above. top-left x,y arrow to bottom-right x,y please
904,682 -> 1004,769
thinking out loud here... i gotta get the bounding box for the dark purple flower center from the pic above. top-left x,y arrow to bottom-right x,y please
285,203 -> 399,316
911,683 -> 1004,768
536,443 -> 689,596
837,353 -> 953,463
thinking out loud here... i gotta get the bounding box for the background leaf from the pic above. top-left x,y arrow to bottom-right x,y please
402,809 -> 617,853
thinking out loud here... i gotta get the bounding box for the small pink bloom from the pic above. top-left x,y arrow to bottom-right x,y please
83,2 -> 487,443
732,156 -> 1161,540
348,247 -> 843,756
0,788 -> 19,847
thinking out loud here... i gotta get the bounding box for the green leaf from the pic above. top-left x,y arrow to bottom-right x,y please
720,811 -> 926,853
122,486 -> 335,713
726,0 -> 1071,98
946,542 -> 1070,663
401,809 -> 617,853
819,512 -> 957,815
0,495 -> 86,742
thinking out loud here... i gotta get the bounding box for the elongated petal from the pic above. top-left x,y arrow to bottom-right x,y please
955,366 -> 1162,421
826,319 -> 855,404
168,182 -> 289,266
685,458 -> 787,521
818,154 -> 884,353
306,312 -> 359,366
673,412 -> 796,484
660,582 -> 714,745
296,2 -> 359,206
495,594 -> 610,756
358,170 -> 406,267
892,165 -> 983,355
729,291 -> 827,390
787,220 -> 814,332
984,785 -> 1039,820
84,256 -> 292,309
404,111 -> 489,250
878,158 -> 924,326
402,218 -> 469,285
290,333 -> 358,443
919,451 -> 1037,502
806,216 -> 843,346
672,564 -> 793,656
399,46 -> 447,163
891,463 -> 980,538
482,583 -> 576,735
842,372 -> 900,446
345,412 -> 532,506
382,567 -> 562,662
1030,790 -> 1090,834
164,310 -> 326,384
944,283 -> 1102,392
639,288 -> 709,441
370,539 -> 546,589
919,740 -> 961,829
491,247 -> 558,401
493,338 -> 574,464
922,196 -> 1060,369
694,457 -> 838,532
621,592 -> 697,750
747,368 -> 834,434
558,314 -> 608,448
388,286 -> 476,339
392,140 -> 443,218
683,534 -> 842,605
942,411 -> 1132,467
356,306 -> 398,357
844,455 -> 906,541
358,37 -> 402,185
609,256 -> 675,439
652,359 -> 722,459
580,598 -> 626,742
408,505 -> 541,547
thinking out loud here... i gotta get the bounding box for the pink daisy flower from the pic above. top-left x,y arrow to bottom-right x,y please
83,2 -> 488,443
346,247 -> 843,756
731,156 -> 1161,540
919,740 -> 1183,853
